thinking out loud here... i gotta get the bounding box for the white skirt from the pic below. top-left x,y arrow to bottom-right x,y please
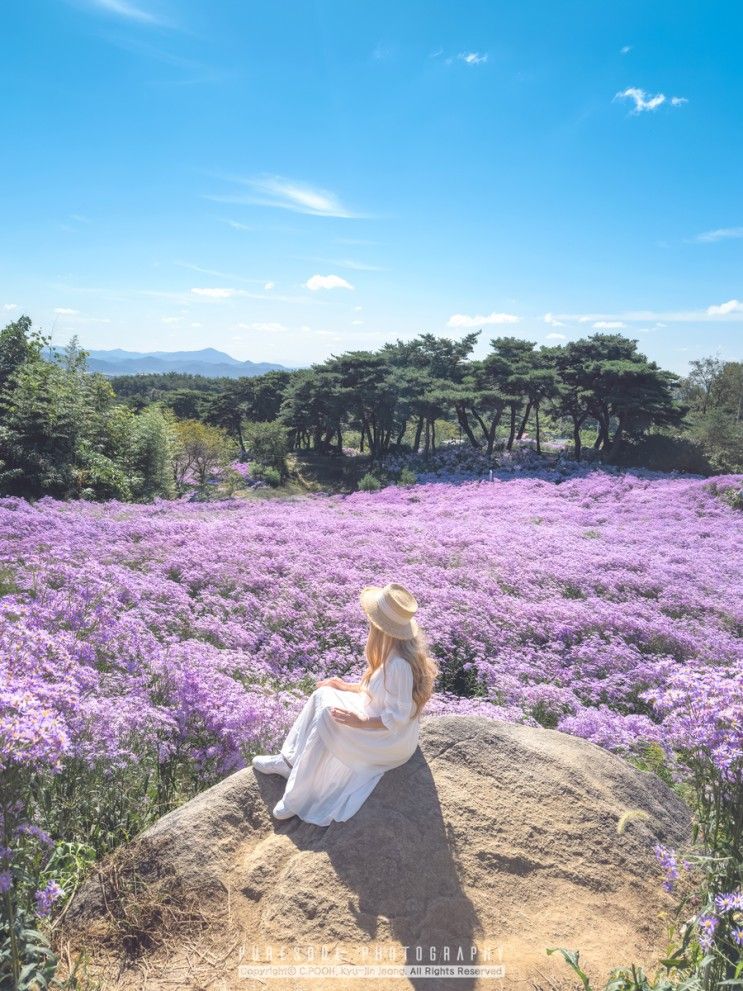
279,686 -> 419,827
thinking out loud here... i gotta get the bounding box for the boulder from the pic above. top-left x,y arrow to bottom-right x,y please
65,716 -> 690,989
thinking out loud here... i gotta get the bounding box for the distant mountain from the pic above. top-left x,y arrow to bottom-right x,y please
60,347 -> 289,379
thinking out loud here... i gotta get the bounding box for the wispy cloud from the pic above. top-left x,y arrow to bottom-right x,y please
2,303 -> 17,312
458,52 -> 488,65
544,312 -> 565,327
545,332 -> 567,340
447,311 -> 519,328
694,226 -> 743,243
620,45 -> 632,55
84,0 -> 160,24
175,261 -> 264,284
190,287 -> 239,299
707,299 -> 742,316
297,256 -> 383,272
305,274 -> 354,291
552,303 -> 743,324
54,307 -> 79,315
219,218 -> 254,231
614,87 -> 688,113
208,175 -> 362,218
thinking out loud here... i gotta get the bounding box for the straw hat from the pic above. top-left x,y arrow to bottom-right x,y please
360,582 -> 419,640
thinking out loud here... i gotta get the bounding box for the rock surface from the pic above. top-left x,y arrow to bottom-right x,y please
66,716 -> 690,989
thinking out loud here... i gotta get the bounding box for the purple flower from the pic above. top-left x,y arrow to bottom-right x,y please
697,914 -> 719,952
0,870 -> 12,893
714,891 -> 743,913
34,880 -> 63,917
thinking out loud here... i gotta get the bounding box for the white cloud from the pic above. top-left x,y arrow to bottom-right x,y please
351,319 -> 364,326
191,287 -> 238,298
305,274 -> 354,291
2,303 -> 17,311
544,312 -> 565,327
707,299 -> 742,316
264,281 -> 275,290
161,316 -> 182,324
592,320 -> 626,329
615,87 -> 666,112
614,87 -> 687,114
545,332 -> 567,340
695,227 -> 743,243
214,175 -> 360,218
54,307 -> 79,315
87,0 -> 158,23
620,45 -> 632,55
447,311 -> 519,328
459,52 -> 488,65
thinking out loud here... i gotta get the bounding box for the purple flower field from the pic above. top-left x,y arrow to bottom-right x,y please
2,470 -> 742,787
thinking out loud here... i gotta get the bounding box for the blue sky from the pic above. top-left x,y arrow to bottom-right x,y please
2,0 -> 742,372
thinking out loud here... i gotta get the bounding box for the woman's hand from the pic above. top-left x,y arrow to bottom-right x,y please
330,708 -> 385,729
316,676 -> 347,690
316,676 -> 361,692
330,707 -> 367,728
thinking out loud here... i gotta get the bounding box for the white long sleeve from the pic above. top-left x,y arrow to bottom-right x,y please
378,655 -> 415,733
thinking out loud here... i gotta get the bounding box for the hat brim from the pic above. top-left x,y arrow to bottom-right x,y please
360,586 -> 419,641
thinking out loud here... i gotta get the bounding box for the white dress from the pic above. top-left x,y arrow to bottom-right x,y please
278,653 -> 420,827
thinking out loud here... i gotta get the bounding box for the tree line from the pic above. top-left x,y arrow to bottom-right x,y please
1,315 -> 741,502
203,331 -> 686,463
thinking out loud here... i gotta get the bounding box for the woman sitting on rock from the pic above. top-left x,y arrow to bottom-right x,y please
252,582 -> 439,826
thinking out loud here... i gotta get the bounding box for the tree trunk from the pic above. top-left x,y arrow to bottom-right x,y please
517,401 -> 532,440
413,416 -> 424,454
337,427 -> 343,453
456,403 -> 481,448
506,405 -> 517,450
486,407 -> 504,456
573,418 -> 582,461
423,419 -> 431,458
535,404 -> 541,454
431,418 -> 436,454
607,416 -> 625,463
236,420 -> 246,455
471,407 -> 490,443
395,420 -> 407,447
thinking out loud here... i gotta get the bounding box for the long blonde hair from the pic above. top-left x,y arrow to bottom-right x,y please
360,623 -> 439,718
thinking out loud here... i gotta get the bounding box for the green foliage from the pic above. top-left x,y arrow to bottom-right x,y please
171,418 -> 232,491
358,472 -> 381,491
398,467 -> 417,486
615,434 -> 713,475
244,420 -> 289,476
128,406 -> 175,501
252,464 -> 282,487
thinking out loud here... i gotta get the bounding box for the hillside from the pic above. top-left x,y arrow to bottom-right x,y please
49,346 -> 289,378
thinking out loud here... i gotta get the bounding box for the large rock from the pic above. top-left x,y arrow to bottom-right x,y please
66,716 -> 690,989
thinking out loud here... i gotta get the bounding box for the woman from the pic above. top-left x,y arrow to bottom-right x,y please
252,582 -> 439,826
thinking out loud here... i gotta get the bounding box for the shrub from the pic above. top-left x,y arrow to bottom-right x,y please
245,421 -> 289,478
358,473 -> 381,492
251,464 -> 282,487
616,433 -> 713,475
398,468 -> 417,486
